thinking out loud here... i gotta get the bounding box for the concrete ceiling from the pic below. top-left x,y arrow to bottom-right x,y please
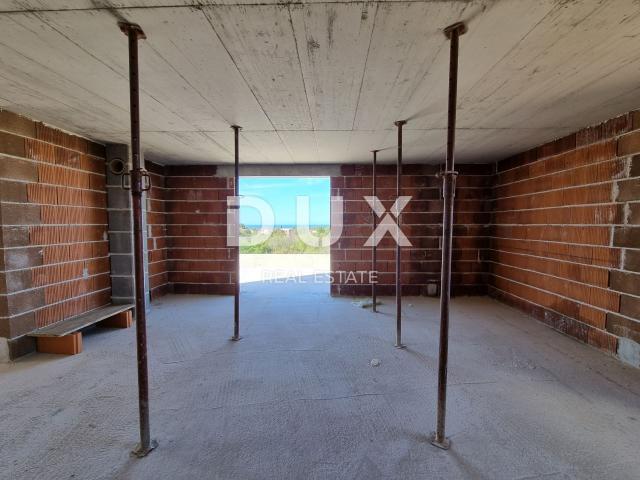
1,0 -> 640,165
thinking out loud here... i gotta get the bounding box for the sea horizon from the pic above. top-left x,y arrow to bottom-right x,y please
243,224 -> 329,229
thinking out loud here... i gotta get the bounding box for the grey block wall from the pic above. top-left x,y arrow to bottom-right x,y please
106,144 -> 136,307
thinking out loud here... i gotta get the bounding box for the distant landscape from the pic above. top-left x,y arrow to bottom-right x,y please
239,226 -> 329,254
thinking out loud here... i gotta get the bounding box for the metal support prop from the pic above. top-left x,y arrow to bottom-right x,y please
394,120 -> 406,348
430,21 -> 467,451
231,125 -> 242,341
371,150 -> 378,313
120,21 -> 157,458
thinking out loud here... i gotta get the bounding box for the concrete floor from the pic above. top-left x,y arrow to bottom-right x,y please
1,277 -> 639,479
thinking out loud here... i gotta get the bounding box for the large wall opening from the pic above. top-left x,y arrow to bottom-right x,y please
238,177 -> 331,289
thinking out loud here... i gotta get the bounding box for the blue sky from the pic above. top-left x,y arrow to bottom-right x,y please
239,177 -> 330,226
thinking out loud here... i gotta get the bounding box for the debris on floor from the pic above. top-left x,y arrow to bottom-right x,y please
352,299 -> 382,309
370,358 -> 381,367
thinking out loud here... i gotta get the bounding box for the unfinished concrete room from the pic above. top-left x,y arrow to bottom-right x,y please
0,1 -> 639,479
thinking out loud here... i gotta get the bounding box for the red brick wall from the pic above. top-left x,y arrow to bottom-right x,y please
488,112 -> 640,355
0,109 -> 110,342
145,164 -> 235,297
330,164 -> 492,296
146,161 -> 170,299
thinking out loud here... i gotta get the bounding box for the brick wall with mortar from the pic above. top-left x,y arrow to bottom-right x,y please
488,111 -> 640,364
0,110 -> 110,358
145,164 -> 235,296
2,105 -> 636,366
146,161 -> 170,299
330,164 -> 492,297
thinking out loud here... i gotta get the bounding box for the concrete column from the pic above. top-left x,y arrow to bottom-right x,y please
106,144 -> 151,311
106,144 -> 136,306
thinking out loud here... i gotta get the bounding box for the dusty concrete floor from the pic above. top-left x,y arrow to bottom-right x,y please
1,277 -> 639,479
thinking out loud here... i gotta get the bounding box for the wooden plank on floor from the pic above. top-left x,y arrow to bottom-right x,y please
29,304 -> 134,337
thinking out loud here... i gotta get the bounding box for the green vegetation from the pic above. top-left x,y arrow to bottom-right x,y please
239,226 -> 329,254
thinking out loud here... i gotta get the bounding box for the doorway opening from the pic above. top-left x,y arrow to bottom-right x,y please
238,177 -> 331,290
